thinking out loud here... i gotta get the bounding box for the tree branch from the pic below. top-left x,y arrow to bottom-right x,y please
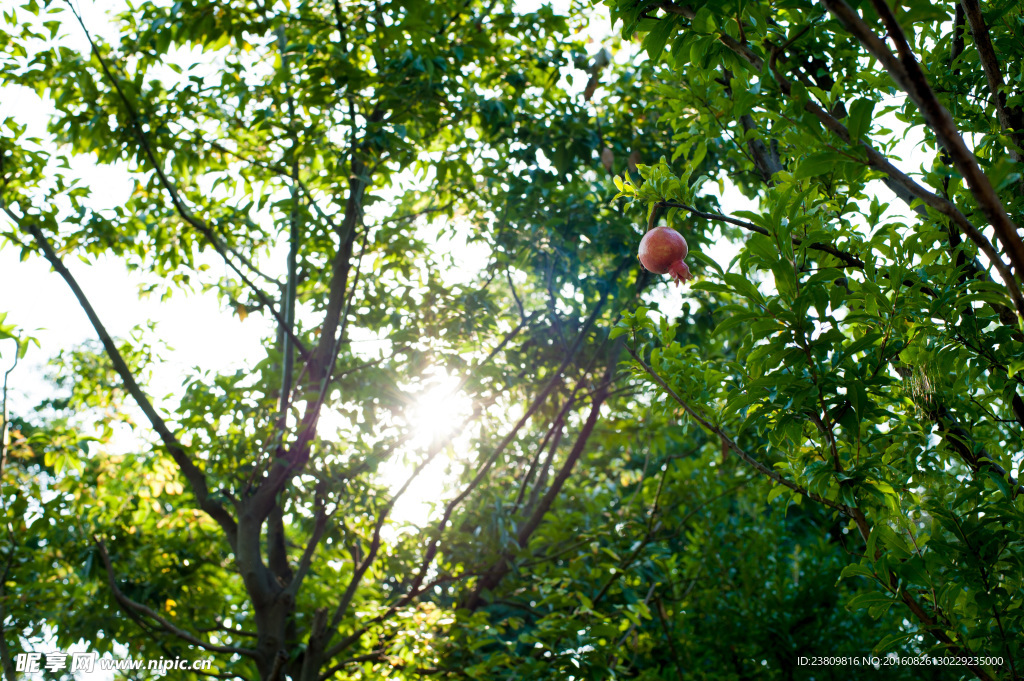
684,10 -> 1024,319
12,212 -> 238,548
760,43 -> 1024,319
959,0 -> 1024,162
95,538 -> 257,659
278,23 -> 304,433
823,0 -> 1024,283
464,356 -> 617,609
325,411 -> 475,636
845,509 -> 996,681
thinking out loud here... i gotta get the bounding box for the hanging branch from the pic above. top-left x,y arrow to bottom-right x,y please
11,213 -> 239,547
822,0 -> 1024,282
765,45 -> 1024,319
95,538 -> 258,659
65,2 -> 310,362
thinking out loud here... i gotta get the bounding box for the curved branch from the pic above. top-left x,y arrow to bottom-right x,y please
762,44 -> 1024,319
95,538 -> 257,659
626,344 -> 851,514
13,213 -> 238,548
959,0 -> 1024,161
823,0 -> 1024,282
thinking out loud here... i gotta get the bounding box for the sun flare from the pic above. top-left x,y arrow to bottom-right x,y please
379,371 -> 475,526
405,373 -> 474,448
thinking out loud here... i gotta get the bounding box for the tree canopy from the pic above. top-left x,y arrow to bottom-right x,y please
2,0 -> 1023,680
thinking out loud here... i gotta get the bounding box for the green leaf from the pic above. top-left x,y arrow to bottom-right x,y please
847,98 -> 876,141
795,152 -> 842,179
839,563 -> 877,582
846,591 -> 893,616
643,16 -> 677,62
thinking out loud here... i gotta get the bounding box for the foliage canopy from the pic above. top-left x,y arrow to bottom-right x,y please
2,0 -> 1024,680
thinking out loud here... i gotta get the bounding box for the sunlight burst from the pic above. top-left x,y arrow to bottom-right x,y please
380,371 -> 475,526
405,373 -> 474,449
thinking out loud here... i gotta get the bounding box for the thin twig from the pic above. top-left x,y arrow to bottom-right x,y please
625,344 -> 851,514
12,213 -> 238,546
656,200 -> 866,268
94,538 -> 257,659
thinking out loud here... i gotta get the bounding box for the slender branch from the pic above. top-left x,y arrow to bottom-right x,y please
13,213 -> 238,547
512,388 -> 579,513
958,0 -> 1024,162
278,23 -> 303,432
655,598 -> 686,681
928,402 -> 1023,499
194,623 -> 258,639
507,269 -> 526,321
626,344 -> 851,514
949,513 -> 1019,679
823,0 -> 1024,283
684,10 -> 1024,318
94,538 -> 257,659
65,3 -> 310,361
950,3 -> 966,74
514,360 -> 616,548
722,69 -> 784,183
0,337 -> 19,482
846,508 -> 996,681
0,579 -> 15,681
315,650 -> 387,679
464,360 -> 616,609
380,202 -> 456,226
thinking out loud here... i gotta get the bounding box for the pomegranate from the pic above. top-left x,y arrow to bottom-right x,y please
638,225 -> 692,285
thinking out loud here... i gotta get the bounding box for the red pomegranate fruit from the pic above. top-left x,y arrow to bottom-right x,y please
638,225 -> 692,285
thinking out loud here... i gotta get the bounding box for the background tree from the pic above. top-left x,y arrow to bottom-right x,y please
1,1 -> 1022,681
